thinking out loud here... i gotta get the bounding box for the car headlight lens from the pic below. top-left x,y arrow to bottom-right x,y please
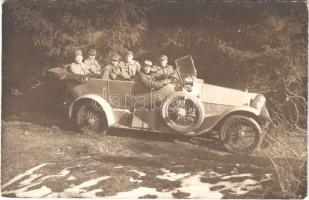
251,94 -> 266,112
184,77 -> 194,92
184,77 -> 194,84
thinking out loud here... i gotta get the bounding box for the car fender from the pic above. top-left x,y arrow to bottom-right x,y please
69,94 -> 115,127
197,105 -> 260,134
221,105 -> 260,116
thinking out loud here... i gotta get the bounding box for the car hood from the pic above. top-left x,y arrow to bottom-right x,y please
199,83 -> 257,106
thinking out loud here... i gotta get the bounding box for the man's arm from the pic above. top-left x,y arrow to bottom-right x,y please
139,72 -> 169,90
110,66 -> 122,80
135,61 -> 141,73
94,60 -> 102,74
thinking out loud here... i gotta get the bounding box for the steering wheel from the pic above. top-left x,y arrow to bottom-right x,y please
169,69 -> 183,87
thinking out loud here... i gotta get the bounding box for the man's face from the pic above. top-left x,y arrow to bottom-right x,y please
112,60 -> 118,66
144,66 -> 151,74
160,60 -> 168,67
89,55 -> 95,60
127,55 -> 133,62
75,55 -> 83,64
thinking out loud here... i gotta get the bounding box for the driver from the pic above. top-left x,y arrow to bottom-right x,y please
153,55 -> 175,79
137,59 -> 172,90
148,55 -> 177,88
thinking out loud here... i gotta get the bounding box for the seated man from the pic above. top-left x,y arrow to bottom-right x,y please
137,60 -> 171,90
69,50 -> 89,75
122,50 -> 141,80
151,55 -> 175,81
84,49 -> 102,76
102,53 -> 130,80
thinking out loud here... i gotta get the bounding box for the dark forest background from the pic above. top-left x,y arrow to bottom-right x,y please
2,1 -> 308,129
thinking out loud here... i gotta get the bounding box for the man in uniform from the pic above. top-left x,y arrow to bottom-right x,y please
152,55 -> 175,81
69,50 -> 89,75
138,55 -> 176,90
137,59 -> 172,90
84,49 -> 101,75
122,50 -> 141,80
102,53 -> 129,80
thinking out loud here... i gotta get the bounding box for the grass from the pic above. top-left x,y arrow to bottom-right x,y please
260,125 -> 307,198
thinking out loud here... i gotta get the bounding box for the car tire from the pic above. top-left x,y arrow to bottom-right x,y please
161,92 -> 205,134
75,101 -> 108,135
220,115 -> 262,155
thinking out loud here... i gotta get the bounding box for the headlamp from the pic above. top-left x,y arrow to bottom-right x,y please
251,94 -> 266,113
184,77 -> 194,84
184,77 -> 194,92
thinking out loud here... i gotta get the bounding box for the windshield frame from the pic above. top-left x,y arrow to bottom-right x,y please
174,55 -> 197,79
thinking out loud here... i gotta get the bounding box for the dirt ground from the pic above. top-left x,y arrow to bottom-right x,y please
0,94 -> 304,198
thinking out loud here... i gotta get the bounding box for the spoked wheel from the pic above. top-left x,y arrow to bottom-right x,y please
220,115 -> 262,155
162,92 -> 204,134
75,102 -> 107,135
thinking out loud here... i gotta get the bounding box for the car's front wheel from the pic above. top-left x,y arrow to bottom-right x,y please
161,92 -> 205,135
220,115 -> 262,155
75,102 -> 107,135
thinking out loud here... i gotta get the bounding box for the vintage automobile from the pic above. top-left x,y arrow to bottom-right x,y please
48,55 -> 270,155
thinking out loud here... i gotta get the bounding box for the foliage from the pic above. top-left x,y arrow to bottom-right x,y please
5,0 -> 148,64
262,128 -> 306,198
248,10 -> 307,130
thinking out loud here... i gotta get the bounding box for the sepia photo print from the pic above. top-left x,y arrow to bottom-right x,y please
1,0 -> 308,199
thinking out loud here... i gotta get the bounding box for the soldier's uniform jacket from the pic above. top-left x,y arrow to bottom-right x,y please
122,60 -> 141,80
137,65 -> 174,90
84,58 -> 101,75
151,65 -> 175,80
101,61 -> 128,80
69,62 -> 89,75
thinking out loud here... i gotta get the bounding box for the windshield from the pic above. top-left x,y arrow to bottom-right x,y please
175,55 -> 197,79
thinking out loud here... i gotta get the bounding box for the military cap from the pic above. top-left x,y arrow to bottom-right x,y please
75,49 -> 83,56
144,60 -> 152,66
126,50 -> 133,56
88,49 -> 96,56
111,53 -> 120,61
159,55 -> 168,61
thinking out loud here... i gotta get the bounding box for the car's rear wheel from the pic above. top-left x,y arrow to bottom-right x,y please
220,115 -> 262,155
75,102 -> 107,135
162,92 -> 204,135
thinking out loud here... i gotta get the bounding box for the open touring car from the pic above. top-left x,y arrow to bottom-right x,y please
48,55 -> 270,154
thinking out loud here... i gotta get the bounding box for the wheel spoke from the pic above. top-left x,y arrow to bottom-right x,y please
165,97 -> 199,127
222,118 -> 259,153
76,104 -> 105,134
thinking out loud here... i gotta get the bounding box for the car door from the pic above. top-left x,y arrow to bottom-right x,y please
131,81 -> 175,111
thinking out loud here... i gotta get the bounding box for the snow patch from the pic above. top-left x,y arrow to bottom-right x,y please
128,170 -> 146,183
129,169 -> 146,177
16,185 -> 52,198
110,169 -> 264,199
2,163 -> 269,198
220,173 -> 253,180
67,176 -> 77,181
214,179 -> 261,195
129,178 -> 143,183
65,176 -> 110,193
104,187 -> 173,199
2,163 -> 52,190
157,168 -> 190,181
